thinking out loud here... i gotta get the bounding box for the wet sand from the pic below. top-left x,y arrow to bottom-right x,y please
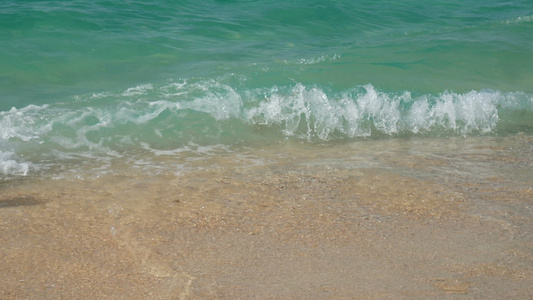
1,136 -> 532,299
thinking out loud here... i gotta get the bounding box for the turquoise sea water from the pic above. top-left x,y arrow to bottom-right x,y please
1,0 -> 532,177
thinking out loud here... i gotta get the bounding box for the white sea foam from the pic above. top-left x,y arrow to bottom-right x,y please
504,15 -> 533,25
0,105 -> 51,141
164,80 -> 243,120
0,80 -> 530,178
295,53 -> 341,65
244,84 -> 509,139
122,83 -> 154,96
145,142 -> 233,157
0,149 -> 32,176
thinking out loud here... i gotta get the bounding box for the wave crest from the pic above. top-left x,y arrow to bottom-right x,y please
0,81 -> 531,177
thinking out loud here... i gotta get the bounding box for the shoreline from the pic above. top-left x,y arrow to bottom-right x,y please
1,136 -> 532,298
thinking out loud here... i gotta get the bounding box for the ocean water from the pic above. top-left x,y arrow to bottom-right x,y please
1,0 -> 532,178
2,2 -> 533,297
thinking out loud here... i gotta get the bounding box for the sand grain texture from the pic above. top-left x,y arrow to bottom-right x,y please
1,137 -> 532,299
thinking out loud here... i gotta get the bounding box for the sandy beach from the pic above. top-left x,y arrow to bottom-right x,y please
1,136 -> 532,299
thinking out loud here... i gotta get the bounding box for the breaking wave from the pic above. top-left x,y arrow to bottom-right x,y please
1,80 -> 531,176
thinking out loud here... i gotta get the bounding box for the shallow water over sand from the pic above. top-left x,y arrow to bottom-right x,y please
1,135 -> 532,298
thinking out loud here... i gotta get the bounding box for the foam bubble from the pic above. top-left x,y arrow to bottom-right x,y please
0,149 -> 32,176
0,105 -> 51,141
293,53 -> 341,65
504,15 -> 533,25
122,84 -> 154,96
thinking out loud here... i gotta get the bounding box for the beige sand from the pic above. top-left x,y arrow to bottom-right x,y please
1,136 -> 532,299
